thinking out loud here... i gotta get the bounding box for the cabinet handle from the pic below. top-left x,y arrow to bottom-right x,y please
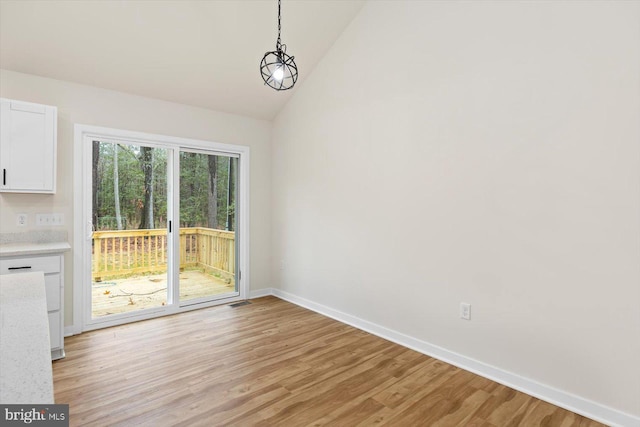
8,266 -> 32,270
2,169 -> 5,186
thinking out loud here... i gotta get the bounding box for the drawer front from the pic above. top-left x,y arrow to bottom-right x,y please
0,255 -> 60,275
45,274 -> 61,311
48,311 -> 61,349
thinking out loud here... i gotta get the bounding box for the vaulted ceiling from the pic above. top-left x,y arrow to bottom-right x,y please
0,0 -> 365,120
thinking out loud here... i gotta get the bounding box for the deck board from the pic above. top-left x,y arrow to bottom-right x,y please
92,270 -> 235,317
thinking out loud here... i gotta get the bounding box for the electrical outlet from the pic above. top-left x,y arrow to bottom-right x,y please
16,214 -> 28,227
36,213 -> 65,226
460,302 -> 471,320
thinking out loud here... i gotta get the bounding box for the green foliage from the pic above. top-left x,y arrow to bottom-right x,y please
93,142 -> 236,231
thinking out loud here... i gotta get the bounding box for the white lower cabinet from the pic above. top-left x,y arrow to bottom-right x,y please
0,253 -> 65,360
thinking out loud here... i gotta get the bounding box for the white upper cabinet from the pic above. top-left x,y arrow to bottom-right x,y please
0,98 -> 57,193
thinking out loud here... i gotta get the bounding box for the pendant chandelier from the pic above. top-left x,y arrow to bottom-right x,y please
260,0 -> 298,91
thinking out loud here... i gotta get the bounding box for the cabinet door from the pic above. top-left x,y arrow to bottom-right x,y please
48,311 -> 62,349
0,98 -> 57,193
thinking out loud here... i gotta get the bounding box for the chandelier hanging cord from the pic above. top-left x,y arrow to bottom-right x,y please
276,0 -> 282,50
275,0 -> 291,58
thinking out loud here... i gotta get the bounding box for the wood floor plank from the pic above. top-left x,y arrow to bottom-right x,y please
310,397 -> 387,427
369,357 -> 444,409
433,389 -> 492,427
52,296 -> 606,426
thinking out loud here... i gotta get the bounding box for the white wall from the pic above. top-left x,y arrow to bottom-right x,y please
272,0 -> 640,420
0,69 -> 273,326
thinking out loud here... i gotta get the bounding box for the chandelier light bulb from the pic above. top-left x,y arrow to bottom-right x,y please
272,67 -> 284,81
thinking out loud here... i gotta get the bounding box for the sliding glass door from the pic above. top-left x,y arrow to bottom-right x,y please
81,129 -> 246,330
178,150 -> 238,304
91,141 -> 171,318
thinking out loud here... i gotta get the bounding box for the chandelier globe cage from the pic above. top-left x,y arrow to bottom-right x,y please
260,48 -> 298,90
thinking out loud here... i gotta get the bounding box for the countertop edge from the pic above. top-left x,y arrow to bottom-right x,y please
0,242 -> 71,257
0,271 -> 55,404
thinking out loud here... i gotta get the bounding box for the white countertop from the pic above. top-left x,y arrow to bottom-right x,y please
0,271 -> 54,404
0,241 -> 71,257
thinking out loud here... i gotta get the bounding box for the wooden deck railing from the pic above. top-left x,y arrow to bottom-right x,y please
92,227 -> 235,281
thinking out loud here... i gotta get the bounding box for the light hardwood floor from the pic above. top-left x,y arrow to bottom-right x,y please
53,296 -> 605,426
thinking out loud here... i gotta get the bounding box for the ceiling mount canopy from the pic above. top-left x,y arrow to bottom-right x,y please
260,0 -> 298,91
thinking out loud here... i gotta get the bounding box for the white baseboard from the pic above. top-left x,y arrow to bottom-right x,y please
268,288 -> 639,427
249,287 -> 274,299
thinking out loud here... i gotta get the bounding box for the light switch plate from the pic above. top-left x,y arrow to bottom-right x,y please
36,213 -> 64,226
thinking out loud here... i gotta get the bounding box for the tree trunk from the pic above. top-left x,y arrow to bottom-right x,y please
207,155 -> 218,229
92,141 -> 100,230
139,147 -> 154,229
114,144 -> 123,230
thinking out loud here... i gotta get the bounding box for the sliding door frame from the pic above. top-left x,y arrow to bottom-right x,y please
73,124 -> 250,333
176,147 -> 240,307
